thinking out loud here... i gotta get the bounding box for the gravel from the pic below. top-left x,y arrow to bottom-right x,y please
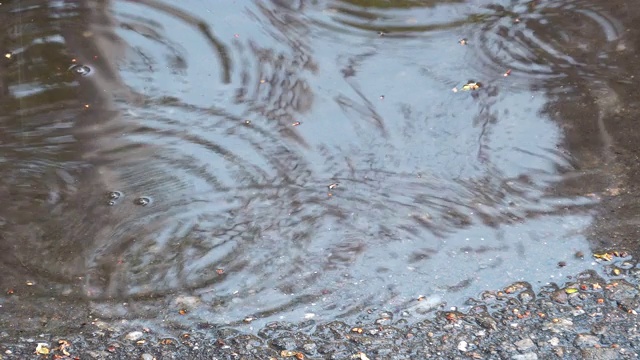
1,256 -> 640,359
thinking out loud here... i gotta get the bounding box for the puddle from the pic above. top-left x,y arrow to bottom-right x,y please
0,0 -> 633,330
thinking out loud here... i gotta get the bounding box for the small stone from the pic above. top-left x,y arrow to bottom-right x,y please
476,315 -> 498,330
174,295 -> 201,309
543,318 -> 573,333
88,351 -> 111,359
141,354 -> 154,360
574,333 -> 600,348
457,340 -> 468,352
548,337 -> 560,346
125,331 -> 144,341
302,343 -> 316,352
551,290 -> 568,303
512,353 -> 538,360
572,308 -> 585,316
514,338 -> 535,351
581,348 -> 619,360
271,336 -> 298,351
376,348 -> 392,356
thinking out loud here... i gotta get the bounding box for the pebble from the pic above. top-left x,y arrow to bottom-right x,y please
141,354 -> 154,360
303,343 -> 316,352
582,348 -> 620,360
572,308 -> 586,316
573,333 -> 600,348
125,331 -> 144,341
88,350 -> 111,359
457,340 -> 468,352
512,353 -> 538,360
543,318 -> 573,333
514,338 -> 535,351
174,295 -> 201,309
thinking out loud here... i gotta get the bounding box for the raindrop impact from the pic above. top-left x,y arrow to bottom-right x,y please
106,191 -> 123,206
68,64 -> 92,76
107,191 -> 123,200
133,197 -> 152,206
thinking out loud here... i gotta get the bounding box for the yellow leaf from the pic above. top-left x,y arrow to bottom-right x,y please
35,343 -> 50,355
593,253 -> 613,261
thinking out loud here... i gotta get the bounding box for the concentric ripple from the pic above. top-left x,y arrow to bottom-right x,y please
467,0 -> 624,84
0,0 -> 619,328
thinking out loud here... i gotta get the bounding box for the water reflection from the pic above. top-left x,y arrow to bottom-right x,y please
0,0 -> 629,327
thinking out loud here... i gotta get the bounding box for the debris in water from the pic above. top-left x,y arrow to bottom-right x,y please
461,81 -> 481,91
593,251 -> 628,262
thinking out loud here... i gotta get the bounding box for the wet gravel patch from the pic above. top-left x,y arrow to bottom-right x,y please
2,261 -> 640,359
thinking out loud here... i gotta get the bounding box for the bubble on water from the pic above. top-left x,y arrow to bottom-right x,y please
134,196 -> 152,206
68,64 -> 92,76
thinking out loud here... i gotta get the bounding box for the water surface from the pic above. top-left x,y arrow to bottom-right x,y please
0,0 -> 632,329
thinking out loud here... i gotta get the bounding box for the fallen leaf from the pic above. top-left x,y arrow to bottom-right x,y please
461,81 -> 481,91
35,343 -> 50,355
